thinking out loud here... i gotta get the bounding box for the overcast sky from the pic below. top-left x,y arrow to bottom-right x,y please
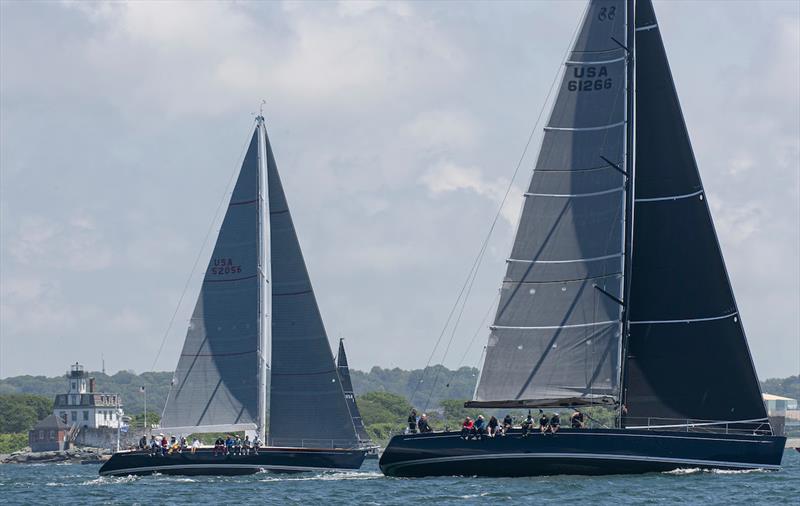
1,0 -> 798,380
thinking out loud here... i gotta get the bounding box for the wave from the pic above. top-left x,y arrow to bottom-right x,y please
81,475 -> 139,486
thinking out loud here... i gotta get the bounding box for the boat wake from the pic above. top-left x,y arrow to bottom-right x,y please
663,467 -> 770,476
258,471 -> 383,482
81,475 -> 139,486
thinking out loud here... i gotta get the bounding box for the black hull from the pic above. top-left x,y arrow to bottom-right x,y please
99,447 -> 367,477
379,428 -> 786,477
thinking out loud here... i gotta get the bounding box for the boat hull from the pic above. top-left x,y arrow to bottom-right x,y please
99,447 -> 367,476
379,428 -> 786,477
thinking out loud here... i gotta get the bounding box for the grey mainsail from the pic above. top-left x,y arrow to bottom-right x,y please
471,0 -> 628,408
622,0 -> 767,426
266,133 -> 359,447
162,131 -> 262,432
336,339 -> 371,443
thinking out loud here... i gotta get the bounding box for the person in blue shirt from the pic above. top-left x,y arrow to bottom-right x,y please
473,415 -> 486,439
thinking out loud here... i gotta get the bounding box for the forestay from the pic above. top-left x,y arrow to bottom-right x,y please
161,131 -> 261,432
472,0 -> 627,407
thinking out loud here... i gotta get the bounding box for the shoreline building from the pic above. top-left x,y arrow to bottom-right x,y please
54,363 -> 123,429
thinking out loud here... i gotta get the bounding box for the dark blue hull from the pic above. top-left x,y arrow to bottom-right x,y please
379,428 -> 786,477
99,447 -> 367,476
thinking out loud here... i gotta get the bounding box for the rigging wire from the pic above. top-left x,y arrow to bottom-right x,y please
410,3 -> 590,408
151,119 -> 257,373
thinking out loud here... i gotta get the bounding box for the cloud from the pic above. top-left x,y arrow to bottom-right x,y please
420,160 -> 523,226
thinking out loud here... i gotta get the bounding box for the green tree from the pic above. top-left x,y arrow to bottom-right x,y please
0,394 -> 53,433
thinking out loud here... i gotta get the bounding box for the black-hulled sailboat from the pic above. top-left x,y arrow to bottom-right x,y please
337,339 -> 381,457
100,116 -> 367,476
379,0 -> 786,477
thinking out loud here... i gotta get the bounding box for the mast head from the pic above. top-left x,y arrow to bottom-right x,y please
255,99 -> 266,125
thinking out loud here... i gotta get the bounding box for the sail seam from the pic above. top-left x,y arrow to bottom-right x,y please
273,289 -> 313,297
629,312 -> 737,325
507,253 -> 622,264
636,23 -> 658,32
181,350 -> 256,357
565,56 -> 625,65
545,121 -> 625,132
491,320 -> 618,330
525,187 -> 624,198
203,274 -> 258,283
229,198 -> 258,206
635,189 -> 703,202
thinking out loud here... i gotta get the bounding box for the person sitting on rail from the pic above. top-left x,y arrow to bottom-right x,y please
242,435 -> 252,455
487,415 -> 499,437
233,435 -> 242,455
168,436 -> 181,454
214,437 -> 225,456
225,435 -> 234,455
191,438 -> 201,454
549,412 -> 561,434
149,435 -> 160,456
502,414 -> 513,436
417,413 -> 433,433
521,413 -> 534,437
253,435 -> 262,455
407,409 -> 418,434
571,410 -> 585,429
138,434 -> 147,450
538,411 -> 550,435
473,415 -> 486,440
160,434 -> 169,455
461,417 -> 474,439
179,436 -> 187,452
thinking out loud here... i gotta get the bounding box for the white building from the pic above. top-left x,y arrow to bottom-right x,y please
53,363 -> 123,429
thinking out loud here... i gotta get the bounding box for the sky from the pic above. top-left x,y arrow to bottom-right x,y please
0,0 -> 798,380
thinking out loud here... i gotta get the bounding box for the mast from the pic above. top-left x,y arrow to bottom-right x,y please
619,0 -> 635,424
256,113 -> 271,443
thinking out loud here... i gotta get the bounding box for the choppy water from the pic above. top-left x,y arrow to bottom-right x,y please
1,451 -> 798,505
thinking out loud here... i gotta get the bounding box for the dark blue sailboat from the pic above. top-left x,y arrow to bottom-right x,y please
100,117 -> 366,476
380,0 -> 786,477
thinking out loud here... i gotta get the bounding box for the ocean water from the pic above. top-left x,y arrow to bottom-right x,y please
1,451 -> 798,505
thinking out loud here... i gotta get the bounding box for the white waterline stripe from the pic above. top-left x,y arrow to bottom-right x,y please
507,253 -> 623,264
100,463 -> 342,476
629,312 -> 737,325
384,452 -> 780,472
491,320 -> 618,331
525,187 -> 624,198
635,189 -> 703,202
636,23 -> 658,32
565,56 -> 626,65
544,121 -> 625,132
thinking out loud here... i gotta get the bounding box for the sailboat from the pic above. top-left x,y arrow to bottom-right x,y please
336,339 -> 381,457
379,0 -> 786,477
100,115 -> 367,476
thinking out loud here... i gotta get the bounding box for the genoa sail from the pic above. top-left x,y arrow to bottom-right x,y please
161,130 -> 262,432
622,0 -> 767,426
336,339 -> 371,443
265,132 -> 359,447
471,0 -> 628,408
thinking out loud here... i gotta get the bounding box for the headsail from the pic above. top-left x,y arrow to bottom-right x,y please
622,0 -> 767,425
336,339 -> 371,443
471,0 -> 628,408
265,133 -> 359,447
161,130 -> 262,432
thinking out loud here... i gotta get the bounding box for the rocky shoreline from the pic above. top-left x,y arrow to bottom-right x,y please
0,446 -> 111,465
